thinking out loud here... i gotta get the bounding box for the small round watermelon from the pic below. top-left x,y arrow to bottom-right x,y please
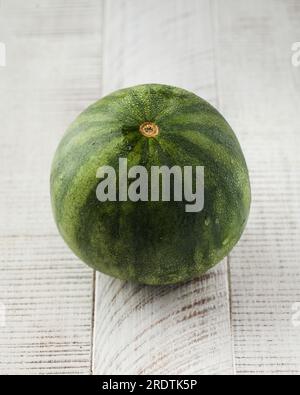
50,84 -> 251,285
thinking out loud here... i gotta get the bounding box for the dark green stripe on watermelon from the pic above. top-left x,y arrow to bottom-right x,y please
50,84 -> 251,285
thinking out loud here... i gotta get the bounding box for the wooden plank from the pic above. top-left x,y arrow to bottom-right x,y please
213,0 -> 300,374
0,235 -> 93,374
92,0 -> 234,375
0,0 -> 103,374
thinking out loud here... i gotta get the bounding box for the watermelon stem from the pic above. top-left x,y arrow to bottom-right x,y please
139,122 -> 159,138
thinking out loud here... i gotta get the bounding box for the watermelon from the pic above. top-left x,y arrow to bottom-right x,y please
50,84 -> 251,285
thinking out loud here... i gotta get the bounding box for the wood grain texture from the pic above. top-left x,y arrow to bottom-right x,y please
0,0 -> 103,374
1,0 -> 299,375
0,235 -> 93,374
92,0 -> 234,375
213,0 -> 300,374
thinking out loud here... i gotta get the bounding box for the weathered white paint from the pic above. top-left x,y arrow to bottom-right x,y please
92,0 -> 233,375
0,0 -> 299,375
214,0 -> 300,375
0,0 -> 103,374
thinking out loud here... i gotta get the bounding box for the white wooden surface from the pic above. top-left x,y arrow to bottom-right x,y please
214,0 -> 300,374
0,0 -> 300,375
0,0 -> 103,374
93,0 -> 233,376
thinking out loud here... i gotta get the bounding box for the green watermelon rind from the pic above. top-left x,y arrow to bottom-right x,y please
50,84 -> 251,285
